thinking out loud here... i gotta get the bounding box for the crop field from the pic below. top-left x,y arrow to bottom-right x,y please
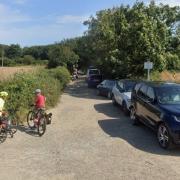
161,71 -> 180,82
0,66 -> 40,81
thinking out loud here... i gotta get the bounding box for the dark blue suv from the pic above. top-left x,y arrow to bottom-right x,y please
130,81 -> 180,149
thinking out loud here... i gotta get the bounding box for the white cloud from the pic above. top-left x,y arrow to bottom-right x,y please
56,15 -> 88,24
0,3 -> 30,24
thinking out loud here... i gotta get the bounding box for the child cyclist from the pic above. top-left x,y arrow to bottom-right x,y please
33,89 -> 46,126
0,92 -> 8,116
34,89 -> 46,109
0,91 -> 8,129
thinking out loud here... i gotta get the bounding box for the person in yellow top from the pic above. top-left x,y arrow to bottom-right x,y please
0,91 -> 8,117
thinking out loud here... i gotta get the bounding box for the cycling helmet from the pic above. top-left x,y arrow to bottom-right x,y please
0,91 -> 8,97
35,89 -> 41,93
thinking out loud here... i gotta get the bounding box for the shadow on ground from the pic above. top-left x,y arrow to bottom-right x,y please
64,77 -> 107,100
95,102 -> 180,156
17,125 -> 40,137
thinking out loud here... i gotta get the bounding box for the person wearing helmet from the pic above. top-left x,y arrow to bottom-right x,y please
34,89 -> 46,109
0,91 -> 8,117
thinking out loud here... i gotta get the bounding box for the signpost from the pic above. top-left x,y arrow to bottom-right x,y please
144,61 -> 153,81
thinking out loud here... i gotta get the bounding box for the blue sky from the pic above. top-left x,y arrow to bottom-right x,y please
0,0 -> 179,46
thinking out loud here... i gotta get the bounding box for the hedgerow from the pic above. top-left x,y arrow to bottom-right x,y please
0,66 -> 70,122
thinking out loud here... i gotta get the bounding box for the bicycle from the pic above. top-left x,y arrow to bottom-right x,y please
0,109 -> 19,139
27,105 -> 52,136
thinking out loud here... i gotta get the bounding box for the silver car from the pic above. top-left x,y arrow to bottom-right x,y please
112,80 -> 137,114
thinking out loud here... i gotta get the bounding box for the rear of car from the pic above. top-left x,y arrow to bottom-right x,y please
86,68 -> 102,88
97,80 -> 116,98
87,74 -> 103,88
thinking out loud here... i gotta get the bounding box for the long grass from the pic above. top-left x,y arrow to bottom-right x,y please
0,66 -> 43,81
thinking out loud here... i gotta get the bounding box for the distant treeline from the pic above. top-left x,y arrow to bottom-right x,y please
1,1 -> 180,78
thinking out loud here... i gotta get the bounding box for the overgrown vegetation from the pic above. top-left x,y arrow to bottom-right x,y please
0,67 -> 70,122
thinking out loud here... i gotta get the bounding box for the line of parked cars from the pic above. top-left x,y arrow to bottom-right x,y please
87,67 -> 180,149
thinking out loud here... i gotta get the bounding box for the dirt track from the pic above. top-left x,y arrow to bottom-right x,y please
1,78 -> 180,180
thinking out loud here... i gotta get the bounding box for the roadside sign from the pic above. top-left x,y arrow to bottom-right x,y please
144,61 -> 153,81
144,61 -> 153,70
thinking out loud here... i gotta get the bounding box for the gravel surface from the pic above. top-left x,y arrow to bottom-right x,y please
0,78 -> 180,180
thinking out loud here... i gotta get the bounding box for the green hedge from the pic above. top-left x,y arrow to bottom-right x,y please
0,66 -> 70,122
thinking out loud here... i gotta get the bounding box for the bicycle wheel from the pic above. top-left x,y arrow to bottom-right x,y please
0,129 -> 7,143
27,111 -> 36,129
38,117 -> 46,136
10,118 -> 18,134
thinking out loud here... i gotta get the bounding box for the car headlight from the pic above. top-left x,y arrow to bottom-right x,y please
174,116 -> 180,122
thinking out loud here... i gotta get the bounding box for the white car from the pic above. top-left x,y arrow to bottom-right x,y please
112,80 -> 137,114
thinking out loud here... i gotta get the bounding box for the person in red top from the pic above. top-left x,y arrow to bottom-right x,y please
34,89 -> 46,109
33,89 -> 46,127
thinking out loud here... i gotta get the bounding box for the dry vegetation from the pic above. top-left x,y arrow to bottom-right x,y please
0,66 -> 41,81
160,71 -> 180,83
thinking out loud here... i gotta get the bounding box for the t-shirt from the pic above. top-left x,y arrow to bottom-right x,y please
35,95 -> 46,109
0,98 -> 5,116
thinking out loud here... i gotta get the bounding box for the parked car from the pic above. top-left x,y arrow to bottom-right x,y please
97,80 -> 116,99
130,81 -> 180,149
86,68 -> 102,88
112,80 -> 137,114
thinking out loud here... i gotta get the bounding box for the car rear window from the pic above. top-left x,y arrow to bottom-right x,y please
89,70 -> 100,75
106,81 -> 116,87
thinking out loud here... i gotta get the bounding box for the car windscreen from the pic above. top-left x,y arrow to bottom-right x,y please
124,82 -> 136,92
156,86 -> 180,104
89,70 -> 100,75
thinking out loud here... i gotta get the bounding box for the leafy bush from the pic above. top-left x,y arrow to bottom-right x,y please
0,67 -> 70,122
49,66 -> 71,88
165,53 -> 180,70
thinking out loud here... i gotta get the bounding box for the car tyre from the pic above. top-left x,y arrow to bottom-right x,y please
157,123 -> 173,149
107,92 -> 112,99
112,95 -> 117,106
130,106 -> 140,126
97,89 -> 100,96
122,101 -> 129,115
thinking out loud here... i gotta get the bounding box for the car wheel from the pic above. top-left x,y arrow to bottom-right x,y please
122,101 -> 129,115
157,123 -> 173,149
97,89 -> 100,96
130,106 -> 140,125
107,92 -> 112,99
112,95 -> 117,106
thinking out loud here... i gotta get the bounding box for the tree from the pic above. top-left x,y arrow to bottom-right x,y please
5,44 -> 22,59
48,45 -> 79,69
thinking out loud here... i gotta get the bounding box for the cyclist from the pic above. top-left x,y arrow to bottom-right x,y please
34,89 -> 46,109
0,91 -> 8,117
33,89 -> 46,126
0,91 -> 8,129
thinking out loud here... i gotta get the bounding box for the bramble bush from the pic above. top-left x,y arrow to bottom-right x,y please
0,66 -> 70,122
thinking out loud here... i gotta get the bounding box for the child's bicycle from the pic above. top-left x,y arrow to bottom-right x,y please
27,105 -> 52,136
0,109 -> 19,140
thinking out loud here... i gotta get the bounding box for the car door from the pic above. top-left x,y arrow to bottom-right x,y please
144,87 -> 161,128
136,84 -> 148,120
115,81 -> 124,104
